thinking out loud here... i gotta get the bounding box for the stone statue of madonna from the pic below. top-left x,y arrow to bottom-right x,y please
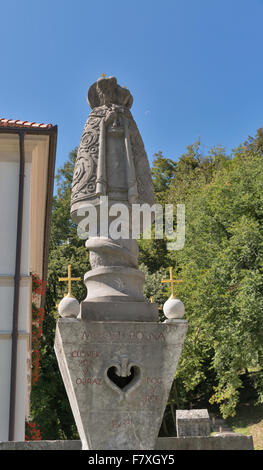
71,76 -> 154,215
70,76 -> 158,321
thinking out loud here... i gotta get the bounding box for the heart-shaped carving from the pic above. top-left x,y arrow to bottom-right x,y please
107,365 -> 137,389
104,356 -> 142,401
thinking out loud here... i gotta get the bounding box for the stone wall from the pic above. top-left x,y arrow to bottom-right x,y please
0,433 -> 253,451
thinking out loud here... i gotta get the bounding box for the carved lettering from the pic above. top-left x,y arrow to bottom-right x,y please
75,377 -> 103,385
142,395 -> 161,403
80,330 -> 166,343
112,418 -> 133,429
71,350 -> 100,358
146,376 -> 163,385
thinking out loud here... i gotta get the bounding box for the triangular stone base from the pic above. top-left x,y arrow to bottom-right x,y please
54,318 -> 187,450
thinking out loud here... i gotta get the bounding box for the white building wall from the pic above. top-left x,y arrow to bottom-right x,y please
0,161 -> 20,273
0,136 -> 32,441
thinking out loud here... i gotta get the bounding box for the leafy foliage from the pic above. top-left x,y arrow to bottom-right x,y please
169,139 -> 263,418
29,148 -> 86,439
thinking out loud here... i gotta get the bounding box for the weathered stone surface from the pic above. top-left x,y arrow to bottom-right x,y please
0,434 -> 254,450
70,77 -> 155,217
80,301 -> 159,322
156,433 -> 254,450
163,297 -> 185,319
83,265 -> 145,302
87,76 -> 133,110
54,318 -> 188,450
176,409 -> 211,437
0,440 -> 82,451
58,294 -> 80,318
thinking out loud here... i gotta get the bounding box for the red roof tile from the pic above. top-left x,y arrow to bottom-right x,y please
0,118 -> 53,129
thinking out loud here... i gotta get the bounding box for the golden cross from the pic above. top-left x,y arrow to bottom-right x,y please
161,267 -> 183,299
58,264 -> 81,297
101,73 -> 107,78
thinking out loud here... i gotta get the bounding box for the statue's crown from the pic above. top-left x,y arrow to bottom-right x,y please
87,76 -> 133,109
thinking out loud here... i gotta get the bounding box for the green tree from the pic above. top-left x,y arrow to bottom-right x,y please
172,142 -> 263,417
151,151 -> 177,194
30,148 -> 88,439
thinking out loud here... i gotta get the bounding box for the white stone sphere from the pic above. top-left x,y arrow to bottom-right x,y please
163,296 -> 185,319
58,294 -> 80,318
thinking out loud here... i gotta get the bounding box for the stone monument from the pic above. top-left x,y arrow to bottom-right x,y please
54,76 -> 188,450
176,409 -> 211,437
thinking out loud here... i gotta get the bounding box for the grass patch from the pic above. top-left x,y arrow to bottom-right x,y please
226,404 -> 263,450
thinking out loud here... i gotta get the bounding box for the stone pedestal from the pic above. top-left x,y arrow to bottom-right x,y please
54,318 -> 188,450
83,266 -> 145,302
80,301 -> 159,322
176,409 -> 211,437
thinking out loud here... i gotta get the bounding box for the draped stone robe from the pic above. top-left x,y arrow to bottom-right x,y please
70,82 -> 155,220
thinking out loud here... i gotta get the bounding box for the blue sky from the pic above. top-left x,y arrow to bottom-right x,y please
1,0 -> 263,182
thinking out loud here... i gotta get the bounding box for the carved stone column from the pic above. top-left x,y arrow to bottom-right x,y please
55,76 -> 188,450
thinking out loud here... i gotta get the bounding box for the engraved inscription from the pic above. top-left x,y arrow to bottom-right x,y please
75,377 -> 103,385
81,330 -> 166,343
141,376 -> 163,405
142,395 -> 161,403
112,418 -> 133,429
71,350 -> 100,358
146,376 -> 162,385
70,349 -> 101,380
